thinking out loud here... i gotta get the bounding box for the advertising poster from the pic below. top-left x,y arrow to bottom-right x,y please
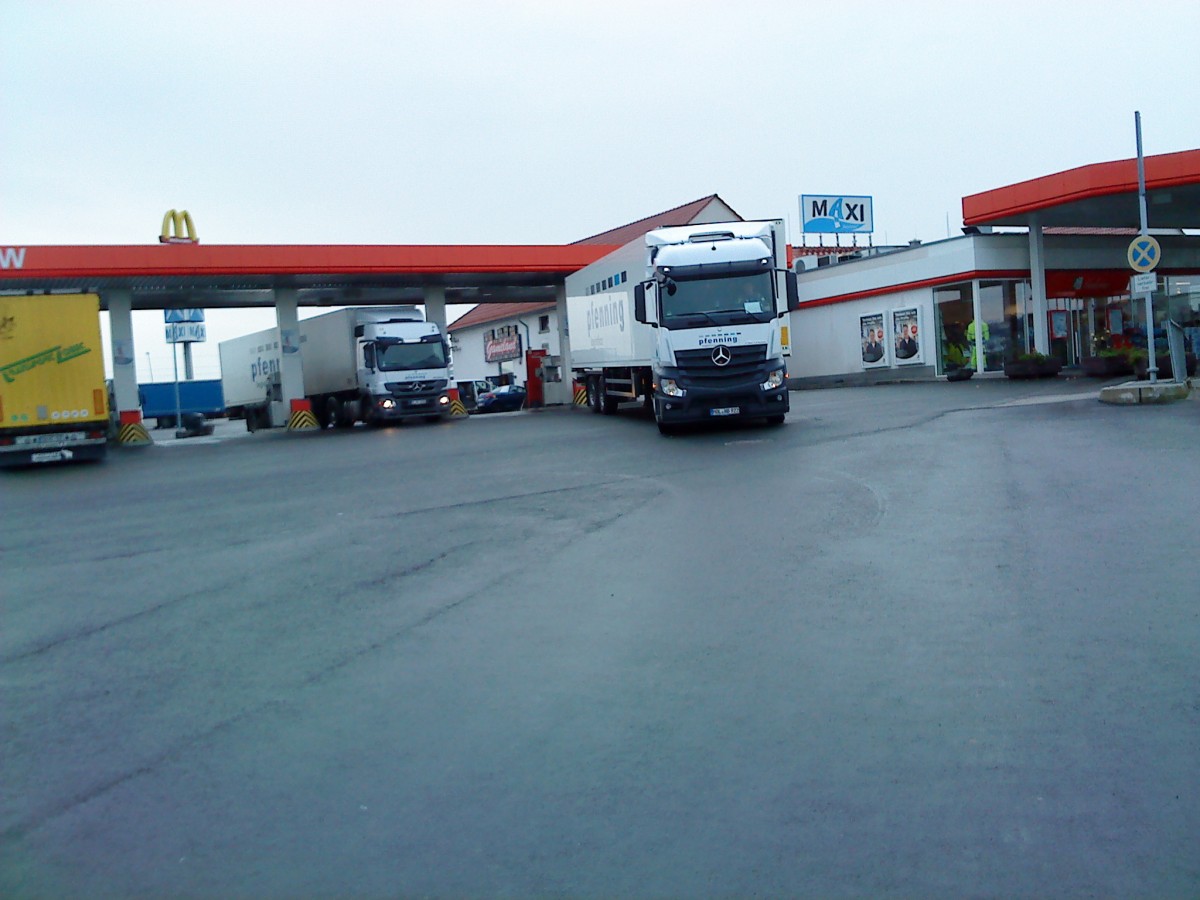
859,312 -> 888,368
1049,310 -> 1069,340
891,307 -> 923,365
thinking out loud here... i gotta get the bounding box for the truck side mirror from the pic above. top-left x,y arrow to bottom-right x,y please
634,284 -> 647,324
785,271 -> 799,312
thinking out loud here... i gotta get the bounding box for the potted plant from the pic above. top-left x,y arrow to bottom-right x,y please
1081,347 -> 1135,378
1133,349 -> 1197,380
1003,351 -> 1063,379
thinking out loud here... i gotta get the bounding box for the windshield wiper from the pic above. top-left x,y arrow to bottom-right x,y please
669,311 -> 725,327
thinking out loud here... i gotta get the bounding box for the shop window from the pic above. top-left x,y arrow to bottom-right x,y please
934,283 -> 973,375
980,281 -> 1025,371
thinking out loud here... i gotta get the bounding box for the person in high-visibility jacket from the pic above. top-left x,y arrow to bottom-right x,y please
966,319 -> 990,370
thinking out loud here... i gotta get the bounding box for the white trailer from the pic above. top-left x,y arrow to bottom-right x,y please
218,306 -> 454,430
566,220 -> 797,434
217,326 -> 281,430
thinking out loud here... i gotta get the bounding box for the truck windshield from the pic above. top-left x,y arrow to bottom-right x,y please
376,340 -> 447,371
660,272 -> 775,325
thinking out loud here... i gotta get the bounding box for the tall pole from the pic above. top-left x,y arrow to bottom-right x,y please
1136,111 -> 1157,383
172,339 -> 183,433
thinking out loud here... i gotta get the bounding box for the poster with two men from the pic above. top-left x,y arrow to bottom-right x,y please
860,307 -> 923,369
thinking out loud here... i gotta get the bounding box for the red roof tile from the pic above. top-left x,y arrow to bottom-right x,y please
571,195 -> 741,246
448,300 -> 556,332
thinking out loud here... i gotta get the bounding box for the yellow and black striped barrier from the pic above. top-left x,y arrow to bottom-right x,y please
117,411 -> 152,446
573,381 -> 588,407
287,399 -> 319,432
449,397 -> 469,417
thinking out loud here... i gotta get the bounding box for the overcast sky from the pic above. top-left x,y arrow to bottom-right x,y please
3,0 -> 1199,379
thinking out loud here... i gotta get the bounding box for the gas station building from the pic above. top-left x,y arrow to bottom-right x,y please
1,149 -> 1198,438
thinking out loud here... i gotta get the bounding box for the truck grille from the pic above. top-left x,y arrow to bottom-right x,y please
675,346 -> 767,384
385,379 -> 447,394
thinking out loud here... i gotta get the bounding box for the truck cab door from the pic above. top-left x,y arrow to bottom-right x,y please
634,281 -> 659,326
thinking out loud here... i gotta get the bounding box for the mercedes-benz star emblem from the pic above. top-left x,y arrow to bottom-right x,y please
712,345 -> 732,367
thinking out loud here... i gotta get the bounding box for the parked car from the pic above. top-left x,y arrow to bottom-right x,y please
459,379 -> 497,410
474,384 -> 527,413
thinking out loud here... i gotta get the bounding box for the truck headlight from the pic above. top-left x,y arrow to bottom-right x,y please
761,368 -> 785,390
438,395 -> 450,406
380,398 -> 396,410
659,378 -> 686,398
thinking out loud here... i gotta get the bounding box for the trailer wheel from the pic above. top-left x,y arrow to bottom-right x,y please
586,377 -> 602,414
322,397 -> 339,429
598,375 -> 617,415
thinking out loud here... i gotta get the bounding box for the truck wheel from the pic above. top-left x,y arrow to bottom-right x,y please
656,419 -> 677,436
766,414 -> 785,426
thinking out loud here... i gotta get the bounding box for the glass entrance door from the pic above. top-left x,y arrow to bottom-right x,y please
1047,297 -> 1083,366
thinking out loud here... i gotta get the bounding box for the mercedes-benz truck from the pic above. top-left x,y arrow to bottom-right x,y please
219,306 -> 453,430
567,220 -> 797,434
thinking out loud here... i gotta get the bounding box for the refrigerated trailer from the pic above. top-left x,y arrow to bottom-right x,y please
0,294 -> 109,466
566,220 -> 797,434
219,306 -> 453,430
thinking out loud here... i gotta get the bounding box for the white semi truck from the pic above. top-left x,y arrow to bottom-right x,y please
566,220 -> 797,434
219,306 -> 453,430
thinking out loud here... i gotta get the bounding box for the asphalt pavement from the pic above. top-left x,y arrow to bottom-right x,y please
3,376 -> 1198,898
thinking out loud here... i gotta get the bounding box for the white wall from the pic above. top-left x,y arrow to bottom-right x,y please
790,287 -> 932,378
450,310 -> 560,387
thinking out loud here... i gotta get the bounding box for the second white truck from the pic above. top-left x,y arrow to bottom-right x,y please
219,306 -> 453,430
567,220 -> 797,434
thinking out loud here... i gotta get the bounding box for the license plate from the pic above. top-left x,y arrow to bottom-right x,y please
31,450 -> 69,463
710,407 -> 740,417
409,399 -> 429,406
18,431 -> 85,446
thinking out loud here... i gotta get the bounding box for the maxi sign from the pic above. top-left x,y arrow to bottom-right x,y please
164,308 -> 206,343
800,195 -> 874,234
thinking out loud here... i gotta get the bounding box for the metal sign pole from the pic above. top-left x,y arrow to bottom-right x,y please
1136,111 -> 1157,383
172,334 -> 182,432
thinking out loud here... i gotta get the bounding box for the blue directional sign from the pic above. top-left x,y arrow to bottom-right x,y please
1127,235 -> 1161,273
164,308 -> 206,323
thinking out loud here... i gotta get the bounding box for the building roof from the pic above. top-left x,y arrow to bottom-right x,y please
448,300 -> 556,332
962,148 -> 1200,229
0,243 -> 612,310
571,195 -> 742,246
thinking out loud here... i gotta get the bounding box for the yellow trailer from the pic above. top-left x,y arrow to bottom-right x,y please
0,294 -> 110,466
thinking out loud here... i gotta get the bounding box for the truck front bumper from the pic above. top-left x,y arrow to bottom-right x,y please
653,382 -> 789,424
368,392 -> 452,420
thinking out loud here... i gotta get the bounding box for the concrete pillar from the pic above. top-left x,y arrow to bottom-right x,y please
422,283 -> 447,331
274,287 -> 304,428
1028,214 -> 1049,355
555,280 -> 571,382
106,289 -> 140,414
